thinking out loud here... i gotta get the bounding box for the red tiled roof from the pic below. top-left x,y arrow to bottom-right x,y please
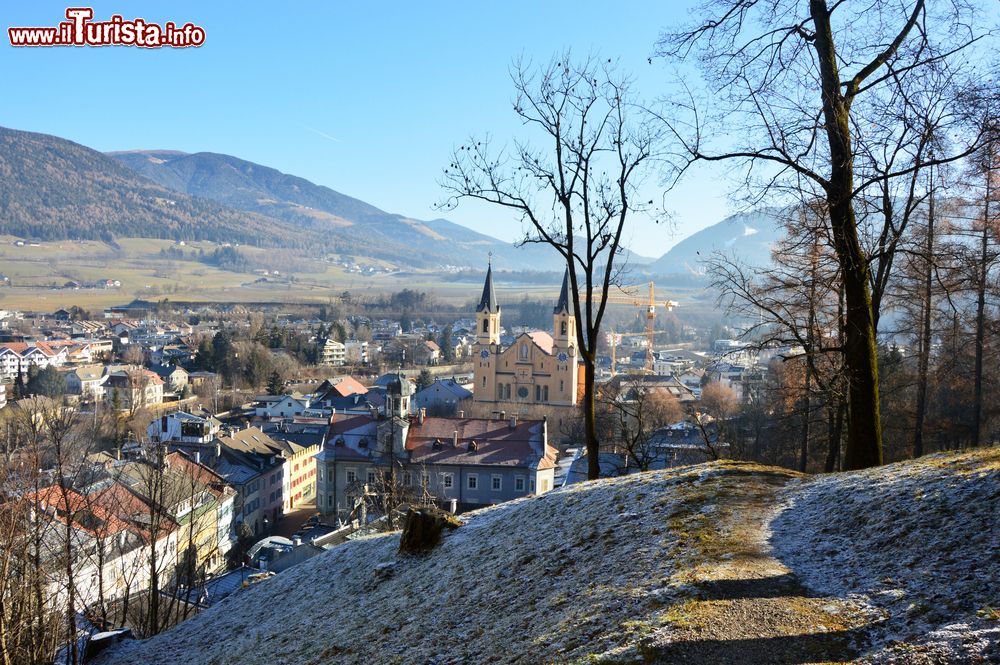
526,331 -> 554,355
406,416 -> 555,469
329,376 -> 368,397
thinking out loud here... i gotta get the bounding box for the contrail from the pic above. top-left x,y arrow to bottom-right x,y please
303,125 -> 342,143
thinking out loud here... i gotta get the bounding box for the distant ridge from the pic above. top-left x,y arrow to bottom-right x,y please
647,208 -> 786,277
109,149 -> 573,269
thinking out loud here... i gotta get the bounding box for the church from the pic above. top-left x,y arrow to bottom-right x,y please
471,265 -> 583,426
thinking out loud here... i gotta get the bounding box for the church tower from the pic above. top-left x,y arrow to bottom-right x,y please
474,263 -> 501,403
552,268 -> 579,405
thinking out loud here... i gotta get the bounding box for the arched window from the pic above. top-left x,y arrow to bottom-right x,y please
560,320 -> 567,335
543,386 -> 549,401
520,344 -> 528,360
504,384 -> 511,399
559,380 -> 564,392
483,319 -> 489,333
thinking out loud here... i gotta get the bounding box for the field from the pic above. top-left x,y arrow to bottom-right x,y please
0,236 -> 711,316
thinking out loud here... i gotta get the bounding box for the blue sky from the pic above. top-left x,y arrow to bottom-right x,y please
1,1 -> 734,258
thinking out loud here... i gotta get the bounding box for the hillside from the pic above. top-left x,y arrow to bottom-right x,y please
0,128 -> 312,248
97,448 -> 1000,665
647,209 -> 786,277
109,149 -> 571,270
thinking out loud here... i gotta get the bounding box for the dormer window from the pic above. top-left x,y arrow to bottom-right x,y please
335,437 -> 345,447
358,437 -> 368,449
468,440 -> 479,452
432,438 -> 443,450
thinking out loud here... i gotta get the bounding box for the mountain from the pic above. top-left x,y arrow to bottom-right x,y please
647,208 -> 787,277
96,448 -> 999,665
109,149 -> 571,270
0,128 -> 310,248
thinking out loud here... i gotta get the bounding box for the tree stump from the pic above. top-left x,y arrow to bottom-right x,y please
398,507 -> 461,554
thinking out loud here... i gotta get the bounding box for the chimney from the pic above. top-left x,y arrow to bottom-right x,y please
457,410 -> 464,419
194,450 -> 201,465
292,535 -> 302,547
452,430 -> 458,448
500,410 -> 506,421
509,415 -> 517,429
418,408 -> 426,425
215,441 -> 222,458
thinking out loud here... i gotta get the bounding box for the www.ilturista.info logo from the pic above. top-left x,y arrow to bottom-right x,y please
8,8 -> 205,48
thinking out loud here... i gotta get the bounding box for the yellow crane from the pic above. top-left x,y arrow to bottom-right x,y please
601,282 -> 678,374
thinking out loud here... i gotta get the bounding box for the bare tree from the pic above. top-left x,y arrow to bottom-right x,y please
602,377 -> 684,472
440,54 -> 662,479
657,0 -> 991,470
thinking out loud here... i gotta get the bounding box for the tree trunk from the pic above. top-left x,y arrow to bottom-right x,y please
810,0 -> 883,470
972,191 -> 991,448
583,359 -> 600,480
799,372 -> 812,473
913,172 -> 935,457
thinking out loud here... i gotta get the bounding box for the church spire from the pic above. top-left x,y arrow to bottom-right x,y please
553,268 -> 571,314
477,262 -> 500,313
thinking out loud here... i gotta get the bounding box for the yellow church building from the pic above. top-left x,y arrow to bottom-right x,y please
471,266 -> 583,428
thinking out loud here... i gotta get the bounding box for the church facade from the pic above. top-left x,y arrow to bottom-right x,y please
471,266 -> 582,423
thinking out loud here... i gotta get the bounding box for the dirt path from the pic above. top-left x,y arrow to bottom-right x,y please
640,467 -> 873,665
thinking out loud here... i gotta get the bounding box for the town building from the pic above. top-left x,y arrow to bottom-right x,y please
470,266 -> 582,433
314,375 -> 556,520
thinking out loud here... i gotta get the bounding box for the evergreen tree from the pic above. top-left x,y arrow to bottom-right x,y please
416,368 -> 434,391
266,370 -> 284,396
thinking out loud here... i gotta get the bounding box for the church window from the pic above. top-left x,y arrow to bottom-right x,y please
535,385 -> 540,401
483,319 -> 489,333
561,321 -> 567,335
520,344 -> 528,360
543,386 -> 549,401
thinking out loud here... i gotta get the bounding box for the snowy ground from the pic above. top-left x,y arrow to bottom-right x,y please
96,449 -> 1000,665
771,448 -> 1000,664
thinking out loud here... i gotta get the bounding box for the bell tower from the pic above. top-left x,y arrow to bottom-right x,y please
552,268 -> 579,405
474,262 -> 501,403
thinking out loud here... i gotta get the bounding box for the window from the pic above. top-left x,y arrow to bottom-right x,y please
543,386 -> 549,402
520,343 -> 528,360
442,473 -> 454,489
492,475 -> 502,491
482,376 -> 487,388
346,468 -> 357,483
467,474 -> 478,490
541,479 -> 549,492
559,380 -> 564,392
515,476 -> 525,492
535,385 -> 540,401
367,471 -> 377,485
529,478 -> 536,493
403,471 -> 412,486
561,320 -> 567,335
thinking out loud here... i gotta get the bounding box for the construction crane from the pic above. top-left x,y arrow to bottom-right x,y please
607,331 -> 652,378
600,282 -> 678,374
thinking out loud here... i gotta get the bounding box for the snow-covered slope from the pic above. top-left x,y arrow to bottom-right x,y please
647,208 -> 786,277
96,449 -> 1000,665
772,448 -> 1000,663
